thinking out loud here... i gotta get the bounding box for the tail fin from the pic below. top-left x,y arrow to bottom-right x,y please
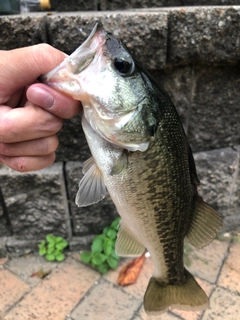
144,269 -> 209,315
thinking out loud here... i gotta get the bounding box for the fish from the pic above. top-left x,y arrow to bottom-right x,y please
40,22 -> 222,315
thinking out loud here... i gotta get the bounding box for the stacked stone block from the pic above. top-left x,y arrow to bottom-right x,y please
0,6 -> 240,255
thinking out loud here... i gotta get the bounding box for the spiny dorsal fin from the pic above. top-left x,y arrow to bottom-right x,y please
115,221 -> 145,257
187,196 -> 222,249
144,269 -> 209,315
75,157 -> 106,207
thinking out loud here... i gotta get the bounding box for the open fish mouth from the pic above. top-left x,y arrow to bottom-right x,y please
39,22 -> 107,94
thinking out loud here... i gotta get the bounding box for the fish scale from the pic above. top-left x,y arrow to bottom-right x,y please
41,22 -> 222,315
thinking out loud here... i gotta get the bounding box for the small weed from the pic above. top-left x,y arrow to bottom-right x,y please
80,217 -> 121,274
38,235 -> 68,262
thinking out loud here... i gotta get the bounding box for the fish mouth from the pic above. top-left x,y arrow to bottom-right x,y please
39,22 -> 107,97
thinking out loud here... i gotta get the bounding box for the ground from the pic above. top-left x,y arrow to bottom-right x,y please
0,238 -> 239,320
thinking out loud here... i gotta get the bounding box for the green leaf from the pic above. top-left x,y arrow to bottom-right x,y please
61,239 -> 68,248
46,253 -> 55,261
80,251 -> 92,263
91,252 -> 107,266
56,242 -> 68,251
91,237 -> 103,253
107,228 -> 117,240
103,238 -> 113,256
107,256 -> 119,269
97,263 -> 110,275
47,246 -> 55,254
110,217 -> 121,230
47,241 -> 55,249
38,240 -> 46,249
53,249 -> 61,256
111,249 -> 120,260
39,247 -> 47,256
46,235 -> 55,244
103,226 -> 110,235
55,253 -> 65,262
55,236 -> 64,243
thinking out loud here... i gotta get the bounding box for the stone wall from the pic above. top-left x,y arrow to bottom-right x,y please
0,6 -> 240,255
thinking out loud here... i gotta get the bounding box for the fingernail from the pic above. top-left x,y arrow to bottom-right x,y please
27,86 -> 54,109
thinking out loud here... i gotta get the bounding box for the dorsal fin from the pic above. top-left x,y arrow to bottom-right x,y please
75,157 -> 106,207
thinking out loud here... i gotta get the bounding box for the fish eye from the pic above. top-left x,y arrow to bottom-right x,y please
113,57 -> 133,76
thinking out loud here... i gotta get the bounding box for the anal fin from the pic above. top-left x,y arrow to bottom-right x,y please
187,196 -> 222,249
75,157 -> 106,207
116,222 -> 145,257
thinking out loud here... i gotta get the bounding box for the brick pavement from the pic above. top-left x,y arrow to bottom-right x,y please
0,239 -> 239,320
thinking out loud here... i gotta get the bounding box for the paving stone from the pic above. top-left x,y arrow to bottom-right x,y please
184,239 -> 229,284
194,147 -> 239,232
0,268 -> 30,317
134,307 -> 180,320
0,13 -> 47,50
65,161 -> 119,237
0,257 -> 8,265
47,11 -> 168,69
202,287 -> 240,320
106,255 -> 214,318
168,7 -> 240,66
188,66 -> 240,153
217,242 -> 240,294
120,256 -> 154,300
0,163 -> 71,240
104,257 -> 134,285
4,257 -> 100,320
5,254 -> 59,288
71,279 -> 140,320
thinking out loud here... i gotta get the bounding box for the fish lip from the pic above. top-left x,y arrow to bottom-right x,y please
39,22 -> 107,89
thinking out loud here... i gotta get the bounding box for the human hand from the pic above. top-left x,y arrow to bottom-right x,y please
0,44 -> 81,172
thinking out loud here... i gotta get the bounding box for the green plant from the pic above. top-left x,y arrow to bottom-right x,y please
38,235 -> 68,262
80,217 -> 121,274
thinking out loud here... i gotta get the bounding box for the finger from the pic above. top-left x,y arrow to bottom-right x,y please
0,102 -> 63,143
0,153 -> 56,172
4,88 -> 24,108
0,44 -> 67,104
26,83 -> 82,119
0,135 -> 59,157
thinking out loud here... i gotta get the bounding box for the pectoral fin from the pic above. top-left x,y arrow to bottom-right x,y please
75,157 -> 106,207
116,222 -> 145,257
187,196 -> 222,249
110,151 -> 129,175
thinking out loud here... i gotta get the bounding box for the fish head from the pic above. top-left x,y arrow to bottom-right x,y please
41,22 -> 156,151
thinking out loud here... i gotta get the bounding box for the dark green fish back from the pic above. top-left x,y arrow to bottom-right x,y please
136,73 -> 195,283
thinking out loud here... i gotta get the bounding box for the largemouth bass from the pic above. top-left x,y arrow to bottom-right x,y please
40,23 -> 222,314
